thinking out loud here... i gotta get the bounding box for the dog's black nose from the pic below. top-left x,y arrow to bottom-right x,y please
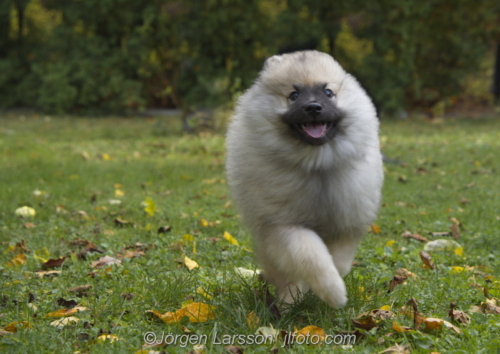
304,102 -> 322,118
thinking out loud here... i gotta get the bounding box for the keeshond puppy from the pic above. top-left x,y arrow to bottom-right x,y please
226,51 -> 383,308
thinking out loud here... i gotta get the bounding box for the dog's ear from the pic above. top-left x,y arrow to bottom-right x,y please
263,55 -> 282,70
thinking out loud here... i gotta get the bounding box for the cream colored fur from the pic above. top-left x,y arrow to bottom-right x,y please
226,51 -> 383,308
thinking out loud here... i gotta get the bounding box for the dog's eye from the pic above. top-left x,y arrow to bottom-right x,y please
324,89 -> 334,98
289,91 -> 299,101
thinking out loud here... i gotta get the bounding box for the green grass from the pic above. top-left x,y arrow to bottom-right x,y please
1,115 -> 500,353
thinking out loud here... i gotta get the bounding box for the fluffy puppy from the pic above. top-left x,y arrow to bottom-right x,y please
226,51 -> 383,308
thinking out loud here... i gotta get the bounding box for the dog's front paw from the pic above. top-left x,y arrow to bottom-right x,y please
313,277 -> 348,308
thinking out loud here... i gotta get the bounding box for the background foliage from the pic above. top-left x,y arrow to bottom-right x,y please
1,0 -> 499,115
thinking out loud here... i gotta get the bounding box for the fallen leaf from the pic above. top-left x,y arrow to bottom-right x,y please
394,268 -> 418,278
449,303 -> 471,325
148,302 -> 216,324
157,225 -> 171,233
294,325 -> 326,341
247,311 -> 260,329
69,285 -> 92,297
419,251 -> 435,270
15,206 -> 36,217
23,222 -> 35,229
255,324 -> 279,340
443,320 -> 462,334
36,270 -> 61,278
388,275 -> 407,293
57,298 -> 78,308
3,321 -> 31,333
223,231 -> 239,246
371,224 -> 381,234
196,286 -> 212,300
224,345 -> 243,354
97,334 -> 119,342
50,316 -> 80,329
8,253 -> 26,267
430,231 -> 450,237
183,255 -> 199,271
401,231 -> 429,242
423,317 -> 444,331
46,308 -> 79,317
142,197 -> 156,216
114,218 -> 132,227
234,267 -> 262,279
91,255 -> 122,268
42,257 -> 66,269
379,343 -> 410,354
114,189 -> 125,197
450,224 -> 460,239
391,322 -> 413,332
423,239 -> 463,256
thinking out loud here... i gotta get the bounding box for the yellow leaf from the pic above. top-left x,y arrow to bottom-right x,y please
183,255 -> 199,271
97,334 -> 120,342
246,311 -> 260,329
114,189 -> 124,197
423,318 -> 444,331
101,153 -> 110,160
386,240 -> 396,247
148,302 -> 216,324
3,321 -> 31,333
8,253 -> 26,267
380,305 -> 391,311
223,231 -> 239,246
197,286 -> 212,300
15,206 -> 36,217
392,322 -> 413,332
294,325 -> 326,341
451,266 -> 465,273
371,224 -> 381,234
142,197 -> 156,216
183,234 -> 194,243
5,244 -> 15,253
200,218 -> 209,227
34,248 -> 50,263
46,308 -> 79,318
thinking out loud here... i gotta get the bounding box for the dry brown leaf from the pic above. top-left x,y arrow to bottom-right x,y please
42,257 -> 67,269
449,303 -> 471,325
419,251 -> 435,270
69,285 -> 92,297
401,231 -> 429,243
379,343 -> 411,354
388,275 -> 407,293
224,345 -> 244,354
394,268 -> 418,278
91,255 -> 122,268
36,270 -> 61,278
450,224 -> 460,239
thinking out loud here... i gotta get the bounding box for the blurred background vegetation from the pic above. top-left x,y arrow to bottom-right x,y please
1,0 -> 499,119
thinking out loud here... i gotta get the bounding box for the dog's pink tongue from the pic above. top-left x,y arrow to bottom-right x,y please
303,122 -> 326,138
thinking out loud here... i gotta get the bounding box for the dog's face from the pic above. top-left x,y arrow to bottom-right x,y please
256,51 -> 348,146
281,84 -> 344,146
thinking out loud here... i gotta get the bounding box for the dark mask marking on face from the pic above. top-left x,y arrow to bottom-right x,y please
281,84 -> 344,146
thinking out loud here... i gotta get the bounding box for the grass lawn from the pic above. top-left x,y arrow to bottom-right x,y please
1,115 -> 500,353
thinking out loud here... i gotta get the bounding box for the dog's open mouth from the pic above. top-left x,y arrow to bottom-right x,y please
289,121 -> 337,145
300,121 -> 333,138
